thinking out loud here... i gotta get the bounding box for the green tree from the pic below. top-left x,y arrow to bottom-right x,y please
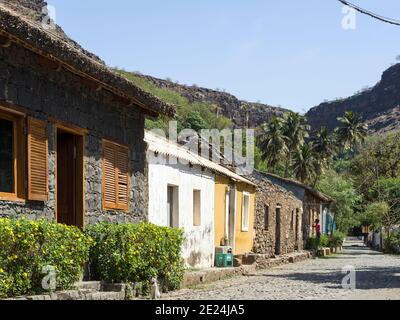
350,131 -> 400,196
258,117 -> 288,173
181,111 -> 208,132
291,143 -> 318,184
360,201 -> 390,232
368,178 -> 400,233
336,111 -> 368,151
281,112 -> 310,177
311,127 -> 338,185
318,171 -> 362,233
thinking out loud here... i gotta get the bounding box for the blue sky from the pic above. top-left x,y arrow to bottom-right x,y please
48,0 -> 400,113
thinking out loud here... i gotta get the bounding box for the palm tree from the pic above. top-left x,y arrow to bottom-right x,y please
311,127 -> 337,186
281,112 -> 310,177
258,117 -> 288,173
336,111 -> 368,151
291,143 -> 319,183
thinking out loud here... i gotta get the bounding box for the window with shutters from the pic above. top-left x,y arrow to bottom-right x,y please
27,117 -> 48,201
102,140 -> 129,211
0,110 -> 25,201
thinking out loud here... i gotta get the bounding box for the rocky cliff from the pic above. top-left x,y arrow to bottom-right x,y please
136,74 -> 289,128
306,63 -> 400,134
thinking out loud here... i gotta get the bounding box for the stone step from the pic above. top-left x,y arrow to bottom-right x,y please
74,281 -> 102,291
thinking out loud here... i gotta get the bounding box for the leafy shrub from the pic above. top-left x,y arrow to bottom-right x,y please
86,222 -> 185,292
328,231 -> 346,249
306,235 -> 330,250
0,218 -> 92,298
384,233 -> 400,254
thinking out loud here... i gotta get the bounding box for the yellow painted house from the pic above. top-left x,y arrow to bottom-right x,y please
214,175 -> 256,255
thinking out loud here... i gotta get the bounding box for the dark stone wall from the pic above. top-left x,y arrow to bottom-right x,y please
0,41 -> 148,225
248,172 -> 303,257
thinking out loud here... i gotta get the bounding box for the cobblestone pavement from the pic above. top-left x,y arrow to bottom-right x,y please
165,245 -> 400,300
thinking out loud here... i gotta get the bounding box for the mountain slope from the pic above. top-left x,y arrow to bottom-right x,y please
306,63 -> 400,134
132,73 -> 290,128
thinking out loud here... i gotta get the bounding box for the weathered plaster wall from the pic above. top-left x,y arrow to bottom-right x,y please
0,41 -> 148,224
214,175 -> 230,248
248,172 -> 303,257
147,157 -> 215,269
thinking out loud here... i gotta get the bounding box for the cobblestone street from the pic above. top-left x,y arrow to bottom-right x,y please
165,244 -> 400,300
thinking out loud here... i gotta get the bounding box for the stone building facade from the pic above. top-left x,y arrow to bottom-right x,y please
264,173 -> 334,243
248,171 -> 303,257
0,1 -> 174,227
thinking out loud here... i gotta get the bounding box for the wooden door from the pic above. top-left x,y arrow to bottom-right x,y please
57,131 -> 84,228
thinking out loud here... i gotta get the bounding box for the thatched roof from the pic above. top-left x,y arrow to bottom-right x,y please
0,1 -> 176,117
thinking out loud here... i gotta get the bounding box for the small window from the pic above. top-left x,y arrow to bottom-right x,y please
193,190 -> 201,226
242,192 -> 250,232
102,140 -> 129,211
167,185 -> 179,228
264,204 -> 270,230
0,110 -> 26,201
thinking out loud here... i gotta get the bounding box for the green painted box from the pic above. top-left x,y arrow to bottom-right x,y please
215,253 -> 234,268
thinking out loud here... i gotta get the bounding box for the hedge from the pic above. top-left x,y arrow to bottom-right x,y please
0,218 -> 92,298
86,222 -> 185,292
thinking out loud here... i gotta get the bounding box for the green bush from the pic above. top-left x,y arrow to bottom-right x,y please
384,233 -> 400,254
86,222 -> 185,292
306,235 -> 330,250
328,231 -> 346,249
0,218 -> 92,298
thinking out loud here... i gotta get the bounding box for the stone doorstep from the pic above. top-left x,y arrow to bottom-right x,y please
182,251 -> 311,288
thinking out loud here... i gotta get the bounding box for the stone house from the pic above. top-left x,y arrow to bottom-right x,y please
0,1 -> 175,227
145,130 -> 256,268
264,173 -> 334,243
246,171 -> 303,257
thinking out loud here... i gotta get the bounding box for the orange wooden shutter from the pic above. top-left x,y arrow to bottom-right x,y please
116,148 -> 129,210
27,117 -> 48,201
103,141 -> 129,210
103,143 -> 117,209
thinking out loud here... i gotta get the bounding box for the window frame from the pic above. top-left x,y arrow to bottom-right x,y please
0,111 -> 19,201
241,192 -> 251,232
193,189 -> 201,227
102,139 -> 130,212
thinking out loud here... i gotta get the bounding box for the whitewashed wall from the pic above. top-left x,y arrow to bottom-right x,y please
148,159 -> 215,269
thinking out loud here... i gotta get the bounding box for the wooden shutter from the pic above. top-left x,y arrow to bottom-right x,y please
116,149 -> 129,210
102,141 -> 129,211
27,117 -> 48,201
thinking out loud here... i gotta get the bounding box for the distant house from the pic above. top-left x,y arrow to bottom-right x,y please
0,1 -> 174,227
246,171 -> 304,257
145,131 -> 256,268
263,173 -> 334,242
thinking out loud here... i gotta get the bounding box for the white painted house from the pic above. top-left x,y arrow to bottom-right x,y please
145,131 -> 215,268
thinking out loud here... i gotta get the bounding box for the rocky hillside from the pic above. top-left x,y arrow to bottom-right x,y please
135,73 -> 289,128
306,63 -> 400,134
